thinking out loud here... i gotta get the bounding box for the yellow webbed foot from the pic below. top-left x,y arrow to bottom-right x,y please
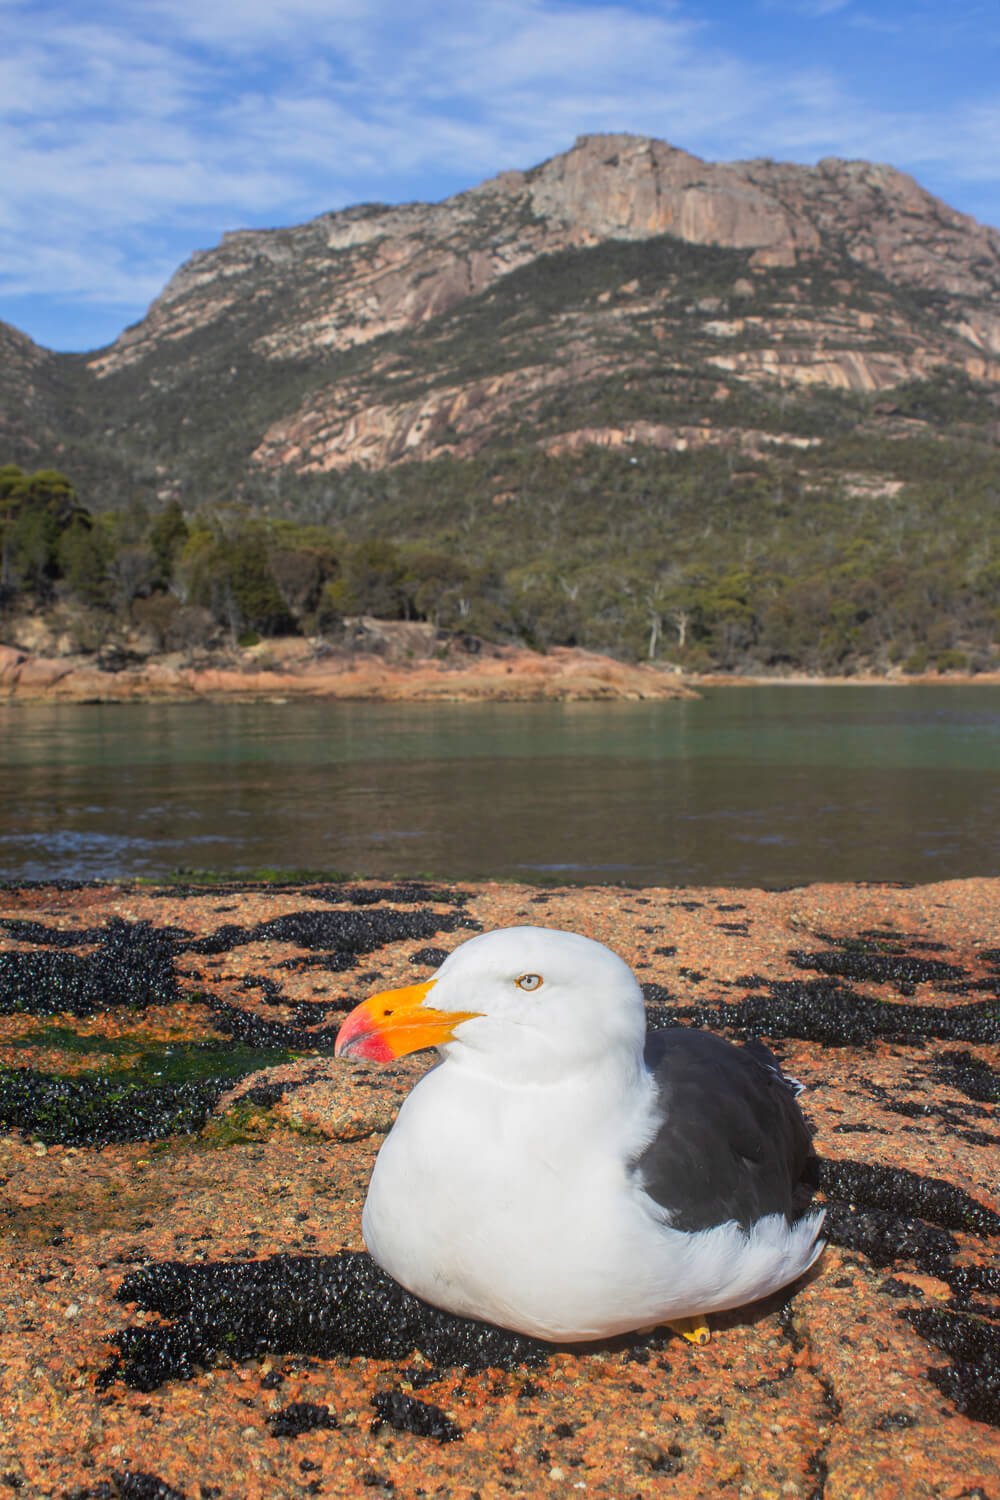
668,1315 -> 710,1346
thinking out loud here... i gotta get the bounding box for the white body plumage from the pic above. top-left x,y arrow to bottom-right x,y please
349,927 -> 824,1342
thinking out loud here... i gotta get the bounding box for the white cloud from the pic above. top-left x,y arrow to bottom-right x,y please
142,0 -> 375,51
789,0 -> 853,15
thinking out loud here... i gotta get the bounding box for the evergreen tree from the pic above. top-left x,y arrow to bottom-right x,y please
149,500 -> 189,586
58,517 -> 112,607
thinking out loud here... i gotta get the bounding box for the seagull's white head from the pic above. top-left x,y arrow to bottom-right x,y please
335,925 -> 647,1082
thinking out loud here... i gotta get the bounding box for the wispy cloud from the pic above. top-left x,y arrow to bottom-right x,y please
2,0 -> 997,349
776,0 -> 853,15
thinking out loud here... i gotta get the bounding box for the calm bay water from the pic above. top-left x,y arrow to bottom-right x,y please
0,686 -> 997,887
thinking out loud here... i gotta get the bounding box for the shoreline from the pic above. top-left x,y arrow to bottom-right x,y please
1,636 -> 996,705
691,669 -> 1000,687
0,637 -> 696,704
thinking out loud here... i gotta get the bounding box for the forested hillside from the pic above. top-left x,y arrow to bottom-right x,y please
2,135 -> 998,675
3,389 -> 997,675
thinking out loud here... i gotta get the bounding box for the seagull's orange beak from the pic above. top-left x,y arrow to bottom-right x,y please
334,977 -> 481,1062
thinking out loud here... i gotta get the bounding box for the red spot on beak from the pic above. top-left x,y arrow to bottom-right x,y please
334,1001 -> 395,1061
334,978 -> 481,1061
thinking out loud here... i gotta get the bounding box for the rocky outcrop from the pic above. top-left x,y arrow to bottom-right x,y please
249,280 -> 997,472
706,345 -> 929,392
0,876 -> 996,1496
252,365 -> 570,472
541,422 -> 822,458
0,632 -> 695,704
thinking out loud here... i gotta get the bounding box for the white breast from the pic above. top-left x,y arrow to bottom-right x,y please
361,1056 -> 813,1340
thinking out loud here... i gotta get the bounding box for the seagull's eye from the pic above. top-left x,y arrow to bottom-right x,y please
516,973 -> 543,992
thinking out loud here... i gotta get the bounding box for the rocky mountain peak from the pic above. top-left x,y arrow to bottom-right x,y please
85,132 -> 1000,386
3,134 -> 998,499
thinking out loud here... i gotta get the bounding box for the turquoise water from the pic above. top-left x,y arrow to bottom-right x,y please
1,687 -> 997,886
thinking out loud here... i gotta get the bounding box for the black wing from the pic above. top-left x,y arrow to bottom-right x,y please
633,1028 -> 816,1233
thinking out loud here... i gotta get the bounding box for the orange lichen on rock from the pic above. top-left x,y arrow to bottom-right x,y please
0,876 -> 996,1496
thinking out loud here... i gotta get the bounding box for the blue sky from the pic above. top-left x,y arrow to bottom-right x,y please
2,0 -> 998,353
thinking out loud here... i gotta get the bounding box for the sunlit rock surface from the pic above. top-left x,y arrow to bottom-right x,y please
0,875 -> 996,1495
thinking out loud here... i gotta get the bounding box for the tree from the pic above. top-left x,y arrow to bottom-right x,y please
58,517 -> 112,607
2,467 -> 88,598
324,538 -> 409,619
223,529 -> 296,636
111,544 -> 157,611
0,466 -> 24,596
269,546 -> 329,621
148,500 -> 189,586
401,549 -> 474,628
175,520 -> 298,639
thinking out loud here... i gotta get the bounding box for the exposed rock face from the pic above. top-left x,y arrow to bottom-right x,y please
0,630 -> 696,704
3,134 -> 999,489
251,362 -> 596,472
89,136 -> 1000,381
540,422 -> 822,459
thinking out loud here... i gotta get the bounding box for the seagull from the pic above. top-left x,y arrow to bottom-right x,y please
334,926 -> 824,1345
